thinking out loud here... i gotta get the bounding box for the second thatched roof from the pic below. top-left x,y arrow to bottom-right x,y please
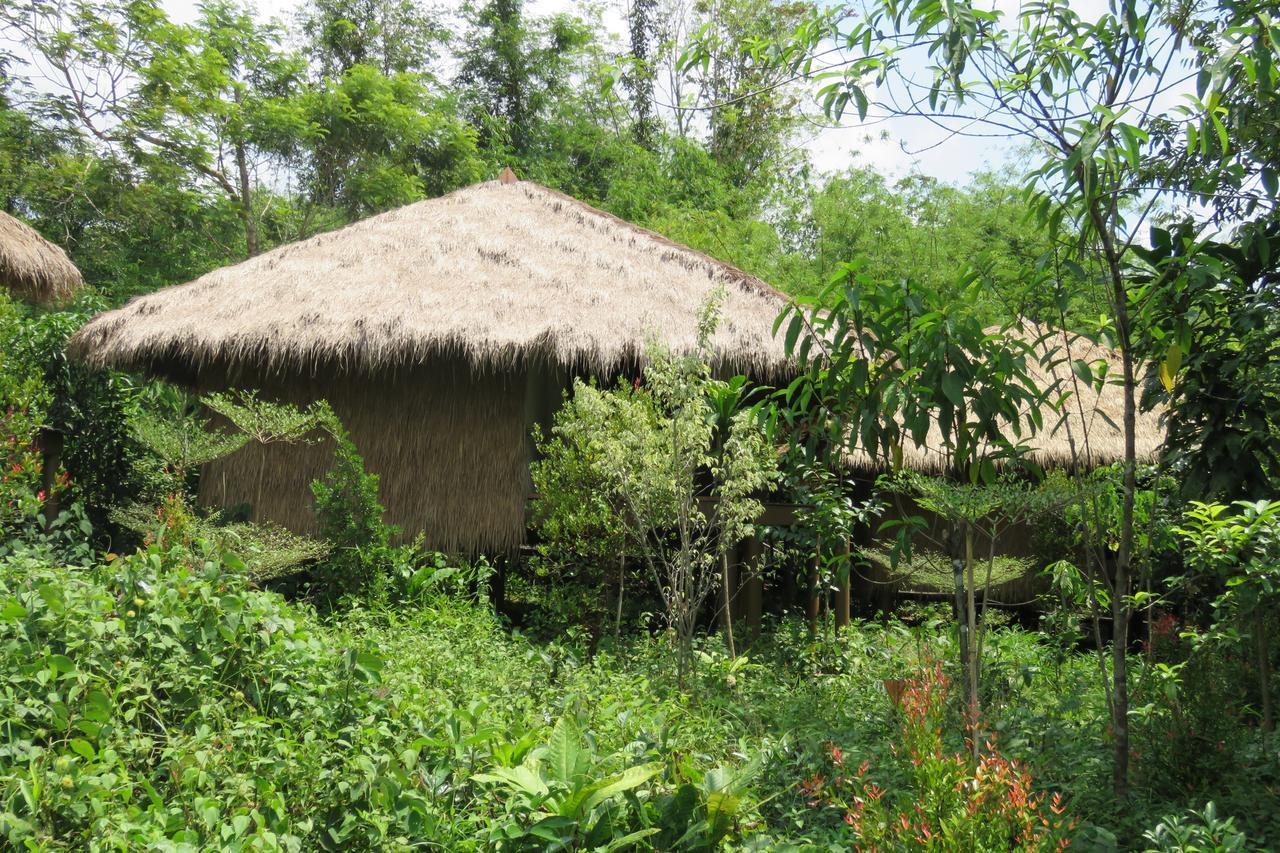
0,211 -> 83,305
843,322 -> 1165,472
68,176 -> 792,380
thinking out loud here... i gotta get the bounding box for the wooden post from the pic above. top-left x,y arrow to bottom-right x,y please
743,537 -> 763,646
807,538 -> 821,638
835,539 -> 851,632
39,427 -> 63,530
490,555 -> 507,612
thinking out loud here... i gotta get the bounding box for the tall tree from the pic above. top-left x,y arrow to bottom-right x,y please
624,0 -> 660,146
302,64 -> 482,216
296,0 -> 447,78
5,0 -> 310,258
455,0 -> 592,158
677,0 -> 811,188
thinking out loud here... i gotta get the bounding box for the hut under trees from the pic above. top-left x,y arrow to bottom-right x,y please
840,324 -> 1167,610
841,322 -> 1165,475
0,210 -> 83,305
69,174 -> 793,553
1,209 -> 85,524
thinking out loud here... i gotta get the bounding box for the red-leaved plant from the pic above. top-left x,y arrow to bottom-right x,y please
803,660 -> 1075,851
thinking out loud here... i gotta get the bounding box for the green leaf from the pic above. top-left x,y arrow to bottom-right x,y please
603,828 -> 660,851
941,371 -> 965,407
47,654 -> 75,674
82,690 -> 112,724
1262,167 -> 1277,199
580,763 -> 662,814
68,739 -> 95,760
473,764 -> 549,798
545,716 -> 588,785
784,315 -> 803,358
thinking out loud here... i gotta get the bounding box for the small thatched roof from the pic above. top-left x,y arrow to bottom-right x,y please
843,322 -> 1165,472
68,176 -> 791,380
0,211 -> 83,305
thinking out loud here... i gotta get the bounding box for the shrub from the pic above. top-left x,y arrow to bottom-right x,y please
1,293 -> 145,536
1142,802 -> 1249,853
0,543 -> 429,849
310,431 -> 401,605
531,298 -> 779,685
803,660 -> 1075,851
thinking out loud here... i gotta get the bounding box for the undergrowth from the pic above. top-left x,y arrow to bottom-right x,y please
1,544 -> 1276,849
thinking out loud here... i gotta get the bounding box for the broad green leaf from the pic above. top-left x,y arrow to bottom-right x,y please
545,716 -> 588,785
68,739 -> 95,760
941,371 -> 965,407
473,764 -> 549,798
580,763 -> 662,814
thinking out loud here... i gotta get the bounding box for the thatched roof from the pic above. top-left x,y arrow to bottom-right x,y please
68,176 -> 791,380
843,322 -> 1165,472
0,211 -> 83,304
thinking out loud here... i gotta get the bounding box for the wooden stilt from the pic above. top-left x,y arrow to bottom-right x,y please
39,428 -> 63,530
807,538 -> 821,637
836,539 -> 851,632
490,555 -> 507,612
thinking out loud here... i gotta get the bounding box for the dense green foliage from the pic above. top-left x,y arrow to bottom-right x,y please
4,541 -> 1279,848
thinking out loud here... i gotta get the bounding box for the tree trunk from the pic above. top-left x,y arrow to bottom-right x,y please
743,537 -> 763,647
39,428 -> 63,530
1258,612 -> 1273,732
951,525 -> 970,713
1111,274 -> 1136,801
720,550 -> 737,657
235,141 -> 259,258
965,524 -> 979,755
615,554 -> 626,640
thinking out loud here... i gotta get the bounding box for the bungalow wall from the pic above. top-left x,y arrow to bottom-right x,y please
197,356 -> 559,554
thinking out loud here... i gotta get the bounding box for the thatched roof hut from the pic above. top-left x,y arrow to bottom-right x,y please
0,211 -> 83,304
69,175 -> 792,552
842,322 -> 1165,474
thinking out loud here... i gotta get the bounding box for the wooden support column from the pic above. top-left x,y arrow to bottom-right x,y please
39,428 -> 63,530
489,555 -> 507,612
835,539 -> 851,632
806,538 -> 821,637
743,537 -> 763,646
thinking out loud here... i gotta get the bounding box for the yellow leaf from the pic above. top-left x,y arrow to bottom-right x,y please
1160,343 -> 1183,392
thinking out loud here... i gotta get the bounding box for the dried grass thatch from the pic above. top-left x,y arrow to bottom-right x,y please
0,211 -> 83,305
843,322 -> 1165,472
68,177 -> 791,380
198,358 -> 531,554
